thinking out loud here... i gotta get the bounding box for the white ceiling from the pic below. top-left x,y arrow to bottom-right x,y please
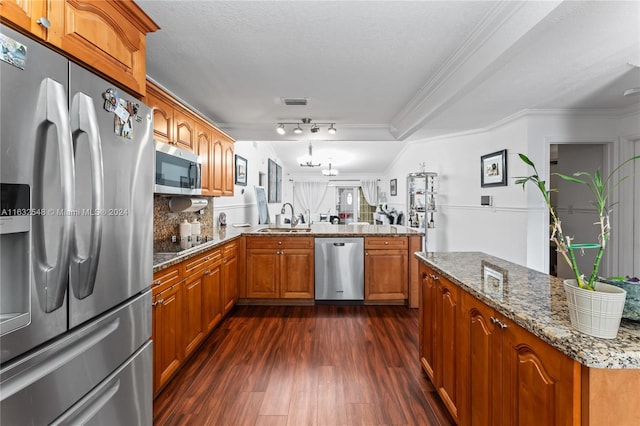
138,0 -> 640,175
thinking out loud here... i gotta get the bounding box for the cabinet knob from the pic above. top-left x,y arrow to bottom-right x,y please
154,280 -> 161,285
384,241 -> 389,245
278,241 -> 282,245
204,270 -> 210,275
37,17 -> 51,29
490,316 -> 497,324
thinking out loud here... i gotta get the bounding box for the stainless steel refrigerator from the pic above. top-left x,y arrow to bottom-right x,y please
0,25 -> 153,424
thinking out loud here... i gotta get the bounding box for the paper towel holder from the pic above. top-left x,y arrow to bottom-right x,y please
169,197 -> 208,213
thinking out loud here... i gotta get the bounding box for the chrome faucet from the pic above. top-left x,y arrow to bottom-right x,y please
281,202 -> 298,227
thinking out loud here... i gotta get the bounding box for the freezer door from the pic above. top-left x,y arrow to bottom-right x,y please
0,290 -> 151,425
0,25 -> 70,364
68,63 -> 154,327
51,341 -> 152,426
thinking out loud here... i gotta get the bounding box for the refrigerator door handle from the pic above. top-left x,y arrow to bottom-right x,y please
69,92 -> 104,299
32,78 -> 75,313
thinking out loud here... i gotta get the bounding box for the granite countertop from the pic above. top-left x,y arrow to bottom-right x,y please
415,251 -> 640,369
154,223 -> 420,272
243,223 -> 422,236
153,225 -> 254,272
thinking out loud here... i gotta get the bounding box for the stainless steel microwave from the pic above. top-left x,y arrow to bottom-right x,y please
154,141 -> 202,195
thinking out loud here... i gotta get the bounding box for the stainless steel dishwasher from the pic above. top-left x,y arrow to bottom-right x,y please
315,237 -> 364,301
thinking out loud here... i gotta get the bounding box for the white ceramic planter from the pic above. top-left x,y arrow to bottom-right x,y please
563,279 -> 626,339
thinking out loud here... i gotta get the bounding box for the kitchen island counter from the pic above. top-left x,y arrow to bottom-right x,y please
416,251 -> 640,369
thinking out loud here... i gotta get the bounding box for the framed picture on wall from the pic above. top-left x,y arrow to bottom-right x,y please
234,155 -> 247,186
390,178 -> 397,196
268,159 -> 282,203
481,149 -> 508,187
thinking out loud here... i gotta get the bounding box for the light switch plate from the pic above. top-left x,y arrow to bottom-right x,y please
481,195 -> 492,206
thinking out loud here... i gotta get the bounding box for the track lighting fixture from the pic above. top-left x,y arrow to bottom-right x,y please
275,118 -> 337,136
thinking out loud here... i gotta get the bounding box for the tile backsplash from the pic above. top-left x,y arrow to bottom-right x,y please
153,195 -> 214,244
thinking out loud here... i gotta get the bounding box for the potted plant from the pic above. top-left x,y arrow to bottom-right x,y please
516,153 -> 640,338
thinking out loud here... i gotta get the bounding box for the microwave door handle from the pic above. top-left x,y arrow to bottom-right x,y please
189,162 -> 196,188
32,78 -> 75,313
69,93 -> 104,299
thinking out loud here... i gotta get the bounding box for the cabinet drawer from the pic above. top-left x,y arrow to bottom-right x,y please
365,237 -> 408,249
223,240 -> 238,258
153,265 -> 182,295
184,248 -> 222,276
246,236 -> 314,249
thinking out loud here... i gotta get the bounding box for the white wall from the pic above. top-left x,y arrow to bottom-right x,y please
385,110 -> 640,273
213,140 -> 287,227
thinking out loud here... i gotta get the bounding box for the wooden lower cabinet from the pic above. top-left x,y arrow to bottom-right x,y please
246,237 -> 314,299
152,240 -> 242,396
183,275 -> 205,358
222,241 -> 238,313
421,262 -> 582,426
364,237 -> 408,301
419,266 -> 437,381
434,274 -> 459,422
202,260 -> 223,333
152,276 -> 183,395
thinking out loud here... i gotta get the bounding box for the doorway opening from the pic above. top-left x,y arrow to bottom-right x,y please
549,143 -> 608,279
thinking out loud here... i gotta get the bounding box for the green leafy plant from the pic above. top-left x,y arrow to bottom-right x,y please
516,153 -> 640,291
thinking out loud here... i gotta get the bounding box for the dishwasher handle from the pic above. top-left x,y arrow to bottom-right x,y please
333,242 -> 345,247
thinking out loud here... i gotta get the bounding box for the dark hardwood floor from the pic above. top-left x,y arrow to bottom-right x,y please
153,305 -> 455,426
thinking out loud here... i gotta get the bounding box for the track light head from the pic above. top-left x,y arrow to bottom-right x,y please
327,124 -> 336,135
310,124 -> 319,133
293,125 -> 303,134
276,123 -> 286,135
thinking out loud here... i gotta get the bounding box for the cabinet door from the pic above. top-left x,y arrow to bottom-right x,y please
183,276 -> 205,358
364,249 -> 407,300
419,265 -> 436,381
202,262 -> 223,333
222,138 -> 235,196
0,0 -> 47,38
222,247 -> 238,313
435,275 -> 459,422
146,86 -> 173,144
196,123 -> 213,196
246,249 -> 279,298
280,248 -> 314,299
173,106 -> 196,152
501,316 -> 580,426
210,137 -> 224,196
46,0 -> 156,97
459,292 -> 500,426
153,282 -> 183,394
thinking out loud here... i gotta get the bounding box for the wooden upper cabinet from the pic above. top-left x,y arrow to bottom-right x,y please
146,84 -> 173,144
222,138 -> 234,195
0,0 -> 47,38
1,0 -> 159,97
173,106 -> 196,152
196,124 -> 213,195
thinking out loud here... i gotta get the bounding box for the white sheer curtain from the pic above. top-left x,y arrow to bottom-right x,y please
361,179 -> 378,206
293,181 -> 329,214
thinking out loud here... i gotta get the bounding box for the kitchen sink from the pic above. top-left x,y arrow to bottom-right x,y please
257,227 -> 312,233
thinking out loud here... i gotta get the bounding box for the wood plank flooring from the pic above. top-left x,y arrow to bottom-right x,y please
153,305 -> 455,426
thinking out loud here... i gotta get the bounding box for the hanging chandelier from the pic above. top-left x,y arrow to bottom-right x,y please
322,162 -> 338,176
297,142 -> 321,167
276,118 -> 336,136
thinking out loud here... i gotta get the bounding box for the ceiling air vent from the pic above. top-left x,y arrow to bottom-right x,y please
282,97 -> 308,106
